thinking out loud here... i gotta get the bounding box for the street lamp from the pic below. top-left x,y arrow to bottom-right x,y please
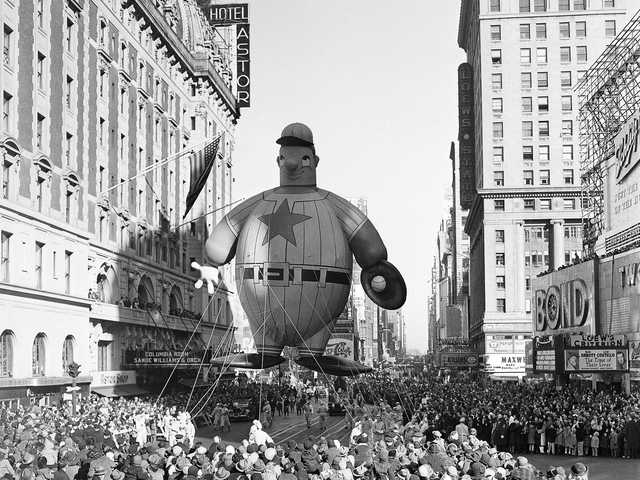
67,361 -> 81,414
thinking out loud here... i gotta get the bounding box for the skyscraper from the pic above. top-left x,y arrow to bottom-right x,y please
457,0 -> 634,379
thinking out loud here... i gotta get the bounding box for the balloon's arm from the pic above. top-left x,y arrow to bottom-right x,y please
326,191 -> 388,268
205,217 -> 238,267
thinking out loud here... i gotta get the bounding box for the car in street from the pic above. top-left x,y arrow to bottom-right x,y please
328,394 -> 346,416
230,397 -> 253,421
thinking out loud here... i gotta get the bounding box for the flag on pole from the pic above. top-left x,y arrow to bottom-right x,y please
183,136 -> 221,219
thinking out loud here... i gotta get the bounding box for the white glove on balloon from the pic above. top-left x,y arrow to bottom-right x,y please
191,261 -> 219,294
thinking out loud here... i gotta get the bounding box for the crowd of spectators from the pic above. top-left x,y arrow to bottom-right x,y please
2,370 -> 639,480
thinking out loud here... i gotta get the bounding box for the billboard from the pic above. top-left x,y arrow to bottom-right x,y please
533,336 -> 556,373
199,3 -> 248,25
324,334 -> 354,360
441,352 -> 478,369
629,335 -> 640,379
125,350 -> 210,367
563,335 -> 629,373
457,63 -> 475,209
598,249 -> 640,334
532,260 -> 596,335
483,354 -> 526,374
604,110 -> 640,235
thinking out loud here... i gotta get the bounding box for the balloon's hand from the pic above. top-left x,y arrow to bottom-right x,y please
191,262 -> 219,294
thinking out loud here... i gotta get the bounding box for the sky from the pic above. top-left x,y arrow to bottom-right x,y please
230,0 -> 466,352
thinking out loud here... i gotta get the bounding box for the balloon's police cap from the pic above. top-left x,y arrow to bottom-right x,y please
276,123 -> 314,148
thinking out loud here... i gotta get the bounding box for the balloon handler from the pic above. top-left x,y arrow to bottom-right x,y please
192,123 -> 406,376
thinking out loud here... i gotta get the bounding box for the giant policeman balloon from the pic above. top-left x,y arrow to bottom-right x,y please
193,123 -> 406,375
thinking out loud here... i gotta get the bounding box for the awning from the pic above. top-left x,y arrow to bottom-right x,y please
91,384 -> 151,397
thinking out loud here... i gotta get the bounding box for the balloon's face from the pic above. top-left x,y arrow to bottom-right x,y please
277,145 -> 319,186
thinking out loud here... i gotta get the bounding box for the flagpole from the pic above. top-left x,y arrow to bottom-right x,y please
171,197 -> 245,230
96,137 -> 215,196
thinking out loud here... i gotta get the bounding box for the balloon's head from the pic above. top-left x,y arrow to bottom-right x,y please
276,123 -> 319,186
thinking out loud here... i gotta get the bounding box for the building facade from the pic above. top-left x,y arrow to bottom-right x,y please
0,0 -> 242,404
458,0 -> 633,379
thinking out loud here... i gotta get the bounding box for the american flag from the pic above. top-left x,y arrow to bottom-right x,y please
183,136 -> 221,219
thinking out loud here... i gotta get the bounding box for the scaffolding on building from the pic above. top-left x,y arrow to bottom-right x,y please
577,9 -> 640,254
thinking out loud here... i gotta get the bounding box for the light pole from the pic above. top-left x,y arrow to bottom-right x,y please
67,362 -> 81,414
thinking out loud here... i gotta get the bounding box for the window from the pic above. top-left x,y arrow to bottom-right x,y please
99,69 -> 107,98
524,170 -> 534,185
496,253 -> 505,266
2,91 -> 12,132
492,49 -> 502,65
3,25 -> 13,67
493,146 -> 504,162
564,168 -> 575,184
539,121 -> 549,137
490,0 -> 501,12
523,146 -> 534,161
497,276 -> 506,289
536,24 -> 547,40
37,0 -> 44,28
496,230 -> 505,243
494,200 -> 505,211
537,72 -> 548,88
491,25 -> 501,41
561,71 -> 572,88
65,133 -> 73,165
540,199 -> 552,210
559,0 -> 570,10
520,48 -> 531,64
534,0 -> 547,11
574,0 -> 586,9
2,232 -> 12,282
492,98 -> 503,113
62,335 -> 74,372
540,145 -> 550,161
32,333 -> 46,376
576,22 -> 586,38
494,171 -> 504,186
560,47 -> 571,63
65,17 -> 74,52
562,120 -> 574,136
0,330 -> 13,377
577,70 -> 587,82
563,198 -> 576,210
540,170 -> 550,185
526,277 -> 531,290
560,22 -> 570,39
524,199 -> 535,210
562,145 -> 574,161
37,52 -> 46,90
605,20 -> 616,37
525,254 -> 531,267
562,95 -> 573,111
520,24 -> 531,40
492,73 -> 503,89
522,97 -> 533,112
536,47 -> 547,63
493,122 -> 503,139
35,242 -> 44,289
1,161 -> 8,200
522,121 -> 533,137
604,0 -> 615,6
520,0 -> 531,12
65,75 -> 73,109
538,96 -> 549,112
521,72 -> 532,89
497,299 -> 506,312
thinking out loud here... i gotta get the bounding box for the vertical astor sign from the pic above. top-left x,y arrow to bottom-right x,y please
236,23 -> 250,107
458,63 -> 475,209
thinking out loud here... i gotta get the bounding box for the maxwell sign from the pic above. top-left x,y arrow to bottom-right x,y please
532,260 -> 595,335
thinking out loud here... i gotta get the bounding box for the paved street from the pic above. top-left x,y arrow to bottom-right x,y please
196,411 -> 351,447
525,454 -> 640,480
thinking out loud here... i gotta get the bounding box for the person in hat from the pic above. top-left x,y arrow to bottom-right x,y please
569,462 -> 588,480
214,468 -> 230,480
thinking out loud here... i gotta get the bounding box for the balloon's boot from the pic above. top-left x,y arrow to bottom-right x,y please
294,355 -> 373,376
210,353 -> 285,369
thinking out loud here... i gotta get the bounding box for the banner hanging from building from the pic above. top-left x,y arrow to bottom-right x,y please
198,2 -> 250,108
532,335 -> 556,373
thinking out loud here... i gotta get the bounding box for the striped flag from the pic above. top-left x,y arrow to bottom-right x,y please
183,136 -> 221,219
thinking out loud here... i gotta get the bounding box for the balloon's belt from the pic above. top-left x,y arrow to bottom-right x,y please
238,264 -> 351,287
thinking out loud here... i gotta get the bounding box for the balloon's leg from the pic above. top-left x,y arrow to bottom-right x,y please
210,352 -> 285,369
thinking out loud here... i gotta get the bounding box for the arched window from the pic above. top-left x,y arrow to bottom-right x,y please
137,275 -> 155,308
169,285 -> 183,315
32,333 -> 46,376
0,330 -> 14,377
62,335 -> 75,372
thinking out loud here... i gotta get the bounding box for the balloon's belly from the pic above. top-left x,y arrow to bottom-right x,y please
234,196 -> 353,345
